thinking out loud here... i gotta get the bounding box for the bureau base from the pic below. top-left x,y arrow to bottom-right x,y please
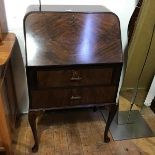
28,104 -> 118,153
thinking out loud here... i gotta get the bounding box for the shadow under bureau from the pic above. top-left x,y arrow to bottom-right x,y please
24,5 -> 123,152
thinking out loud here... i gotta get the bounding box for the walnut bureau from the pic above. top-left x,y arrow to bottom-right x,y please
24,5 -> 123,152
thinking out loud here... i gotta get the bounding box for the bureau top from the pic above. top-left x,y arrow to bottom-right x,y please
24,5 -> 123,67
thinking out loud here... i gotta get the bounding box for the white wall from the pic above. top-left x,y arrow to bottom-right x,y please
144,76 -> 155,106
4,0 -> 136,113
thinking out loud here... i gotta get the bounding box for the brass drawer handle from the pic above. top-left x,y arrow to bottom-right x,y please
70,77 -> 82,81
70,70 -> 82,81
70,96 -> 81,100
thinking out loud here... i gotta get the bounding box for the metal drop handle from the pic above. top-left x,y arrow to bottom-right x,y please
70,96 -> 81,100
70,70 -> 82,81
70,77 -> 82,81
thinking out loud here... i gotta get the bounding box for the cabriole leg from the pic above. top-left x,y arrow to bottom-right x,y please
28,110 -> 42,152
104,104 -> 118,143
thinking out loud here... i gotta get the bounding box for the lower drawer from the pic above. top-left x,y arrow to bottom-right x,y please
30,86 -> 116,109
0,147 -> 6,155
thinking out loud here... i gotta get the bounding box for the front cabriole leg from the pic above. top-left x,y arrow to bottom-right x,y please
28,110 -> 43,152
104,104 -> 118,142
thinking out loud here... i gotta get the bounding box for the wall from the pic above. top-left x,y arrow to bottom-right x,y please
4,0 -> 136,113
123,0 -> 155,91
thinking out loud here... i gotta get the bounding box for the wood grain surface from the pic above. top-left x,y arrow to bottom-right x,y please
37,67 -> 113,88
25,9 -> 123,151
0,33 -> 16,66
30,86 -> 116,109
12,94 -> 155,155
24,12 -> 123,66
0,33 -> 17,155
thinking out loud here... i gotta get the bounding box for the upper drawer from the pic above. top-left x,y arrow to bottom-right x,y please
36,67 -> 113,88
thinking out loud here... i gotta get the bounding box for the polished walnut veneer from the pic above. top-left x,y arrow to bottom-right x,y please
25,13 -> 122,66
24,5 -> 123,152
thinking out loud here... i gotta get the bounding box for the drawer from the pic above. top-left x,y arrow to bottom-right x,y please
30,86 -> 116,109
36,68 -> 113,88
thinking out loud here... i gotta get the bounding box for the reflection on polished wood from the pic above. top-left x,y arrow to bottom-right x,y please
37,67 -> 113,88
0,33 -> 16,66
0,33 -> 18,155
24,5 -> 123,152
25,12 -> 122,66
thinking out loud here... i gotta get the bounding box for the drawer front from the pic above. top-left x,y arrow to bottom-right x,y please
37,68 -> 113,88
30,86 -> 116,109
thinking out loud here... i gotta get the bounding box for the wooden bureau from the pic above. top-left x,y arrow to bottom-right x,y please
24,5 -> 123,152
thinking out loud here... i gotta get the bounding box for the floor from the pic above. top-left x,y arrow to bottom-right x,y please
13,93 -> 155,155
